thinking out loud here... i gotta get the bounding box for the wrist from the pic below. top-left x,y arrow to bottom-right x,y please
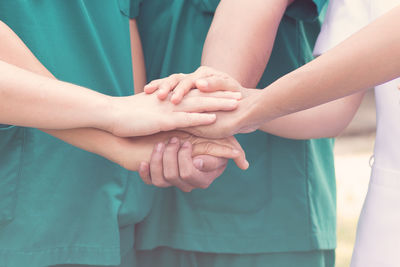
235,89 -> 263,133
91,94 -> 119,134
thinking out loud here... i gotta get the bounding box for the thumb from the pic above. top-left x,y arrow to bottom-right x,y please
193,155 -> 228,172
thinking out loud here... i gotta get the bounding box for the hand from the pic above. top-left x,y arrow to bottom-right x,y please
108,89 -> 240,137
109,131 -> 248,174
138,139 -> 232,192
177,77 -> 263,139
144,66 -> 243,104
138,135 -> 248,192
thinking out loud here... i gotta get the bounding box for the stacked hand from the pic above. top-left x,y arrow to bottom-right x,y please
144,66 -> 262,138
108,87 -> 241,137
138,67 -> 263,191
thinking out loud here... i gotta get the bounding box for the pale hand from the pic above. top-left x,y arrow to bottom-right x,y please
108,89 -> 240,137
144,66 -> 243,104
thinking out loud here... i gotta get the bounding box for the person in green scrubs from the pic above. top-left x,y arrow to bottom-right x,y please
135,0 -> 336,266
0,1 -> 248,266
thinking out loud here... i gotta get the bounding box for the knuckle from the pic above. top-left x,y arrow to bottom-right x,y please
203,142 -> 215,154
180,170 -> 192,181
152,179 -> 170,188
163,171 -> 178,182
165,143 -> 179,153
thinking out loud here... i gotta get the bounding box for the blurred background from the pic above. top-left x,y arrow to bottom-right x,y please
334,89 -> 376,266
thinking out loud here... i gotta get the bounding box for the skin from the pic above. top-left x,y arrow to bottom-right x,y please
0,19 -> 248,182
0,20 -> 240,138
141,3 -> 400,139
141,0 -> 363,186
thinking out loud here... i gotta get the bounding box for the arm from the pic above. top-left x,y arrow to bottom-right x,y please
166,5 -> 400,139
243,5 -> 400,126
254,89 -> 365,139
144,0 -> 293,101
137,0 -> 291,188
144,0 -> 365,139
201,0 -> 294,88
0,21 -> 238,137
130,19 -> 147,94
0,20 -> 247,188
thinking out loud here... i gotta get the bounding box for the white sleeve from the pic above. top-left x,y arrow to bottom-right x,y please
313,0 -> 371,56
314,0 -> 400,56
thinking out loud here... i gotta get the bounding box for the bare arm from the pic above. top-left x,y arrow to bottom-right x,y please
130,19 -> 147,94
244,5 -> 400,126
145,0 -> 364,139
0,20 -> 247,174
203,0 -> 367,139
257,92 -> 365,139
201,0 -> 294,88
0,21 -> 237,137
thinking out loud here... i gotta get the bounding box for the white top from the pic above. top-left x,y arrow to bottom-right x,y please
314,0 -> 400,172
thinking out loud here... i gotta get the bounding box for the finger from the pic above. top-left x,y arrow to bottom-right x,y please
188,89 -> 242,100
193,155 -> 228,172
177,97 -> 238,112
232,151 -> 249,170
144,79 -> 163,94
138,161 -> 152,185
178,142 -> 209,188
157,74 -> 184,100
192,141 -> 248,170
168,112 -> 216,130
179,142 -> 227,188
163,137 -> 194,192
226,137 -> 249,170
192,142 -> 240,159
171,78 -> 196,104
149,142 -> 171,188
196,76 -> 241,93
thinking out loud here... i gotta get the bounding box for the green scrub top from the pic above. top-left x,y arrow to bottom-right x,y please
0,1 -> 152,267
136,0 -> 336,254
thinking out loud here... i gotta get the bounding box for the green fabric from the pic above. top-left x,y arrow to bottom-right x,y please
137,247 -> 335,267
0,1 -> 152,267
120,0 -> 143,19
136,0 -> 336,254
286,0 -> 326,21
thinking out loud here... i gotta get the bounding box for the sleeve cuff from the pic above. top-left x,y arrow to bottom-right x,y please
285,0 -> 327,22
119,0 -> 142,19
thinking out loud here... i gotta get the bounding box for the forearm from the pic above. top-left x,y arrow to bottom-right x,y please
201,0 -> 293,87
244,6 -> 400,125
129,19 -> 146,94
258,92 -> 365,139
0,21 -> 114,131
0,20 -> 128,162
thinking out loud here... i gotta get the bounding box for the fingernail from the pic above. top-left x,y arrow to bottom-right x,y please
156,143 -> 163,152
182,141 -> 190,148
244,160 -> 249,169
170,137 -> 179,144
193,158 -> 204,169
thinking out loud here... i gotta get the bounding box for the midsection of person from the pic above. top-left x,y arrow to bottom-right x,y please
315,0 -> 400,266
0,1 -> 152,267
136,0 -> 336,257
374,79 -> 400,171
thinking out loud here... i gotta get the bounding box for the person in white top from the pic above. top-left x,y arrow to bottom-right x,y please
314,1 -> 400,266
140,2 -> 400,266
